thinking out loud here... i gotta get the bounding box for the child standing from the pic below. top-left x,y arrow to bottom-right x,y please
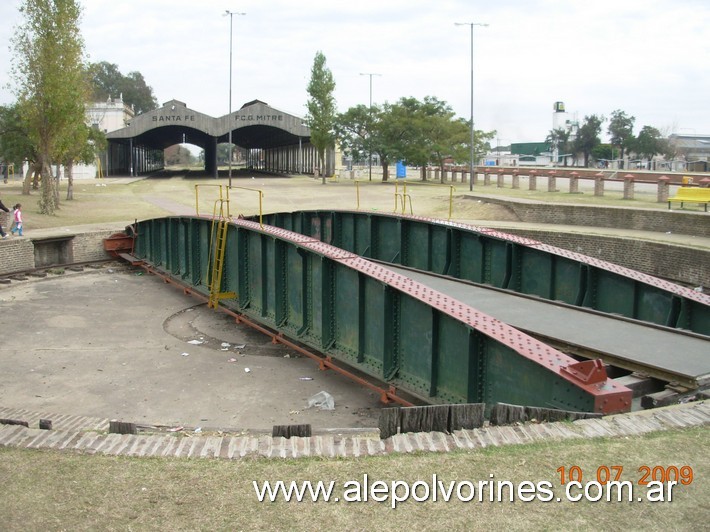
10,203 -> 23,236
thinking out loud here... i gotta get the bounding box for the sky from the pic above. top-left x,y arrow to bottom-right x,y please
1,0 -> 709,145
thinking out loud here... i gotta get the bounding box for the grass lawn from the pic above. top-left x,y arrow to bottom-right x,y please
1,169 -> 706,530
0,169 -> 673,233
1,426 -> 707,530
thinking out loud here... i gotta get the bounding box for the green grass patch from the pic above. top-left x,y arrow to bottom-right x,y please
1,426 -> 707,530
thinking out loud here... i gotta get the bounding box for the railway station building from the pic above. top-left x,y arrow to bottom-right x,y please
91,98 -> 330,178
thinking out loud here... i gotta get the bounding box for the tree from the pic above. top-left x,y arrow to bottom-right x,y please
59,123 -> 106,200
633,125 -> 665,168
305,51 -> 336,183
545,127 -> 572,166
335,104 -> 375,170
383,96 -> 492,181
335,103 -> 399,181
165,145 -> 195,167
0,103 -> 39,189
591,143 -> 613,166
573,114 -> 604,167
336,95 -> 494,182
87,61 -> 158,114
415,97 -> 470,182
607,110 -> 635,168
386,97 -> 432,179
11,0 -> 89,215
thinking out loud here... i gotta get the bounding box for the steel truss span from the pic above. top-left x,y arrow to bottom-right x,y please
129,215 -> 632,415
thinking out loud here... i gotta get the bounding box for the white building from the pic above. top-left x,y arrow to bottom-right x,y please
72,95 -> 134,178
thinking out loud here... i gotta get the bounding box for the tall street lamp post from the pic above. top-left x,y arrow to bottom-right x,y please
359,72 -> 380,181
225,10 -> 246,188
455,22 -> 488,191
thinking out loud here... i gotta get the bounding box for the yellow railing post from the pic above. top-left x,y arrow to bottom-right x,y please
394,181 -> 403,213
195,184 -> 234,218
448,185 -> 455,220
257,190 -> 263,227
402,182 -> 413,214
230,186 -> 264,227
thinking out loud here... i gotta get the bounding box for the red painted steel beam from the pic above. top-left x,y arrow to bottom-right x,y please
234,218 -> 632,414
335,210 -> 710,307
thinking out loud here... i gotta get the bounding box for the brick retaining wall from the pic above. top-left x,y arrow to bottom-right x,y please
464,196 -> 709,287
0,230 -> 116,275
499,228 -> 709,288
0,238 -> 35,273
473,196 -> 710,238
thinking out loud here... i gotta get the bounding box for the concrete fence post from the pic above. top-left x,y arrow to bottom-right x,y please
484,169 -> 491,186
657,176 -> 670,203
547,170 -> 558,192
529,170 -> 537,191
594,172 -> 605,196
512,169 -> 520,189
623,174 -> 635,200
497,169 -> 505,188
569,171 -> 579,193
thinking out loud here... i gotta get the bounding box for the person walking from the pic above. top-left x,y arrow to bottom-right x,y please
0,197 -> 9,239
10,203 -> 23,236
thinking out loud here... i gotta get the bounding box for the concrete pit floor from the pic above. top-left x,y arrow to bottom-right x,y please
0,264 -> 387,433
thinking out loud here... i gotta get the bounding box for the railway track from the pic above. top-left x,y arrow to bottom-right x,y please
0,259 -> 116,285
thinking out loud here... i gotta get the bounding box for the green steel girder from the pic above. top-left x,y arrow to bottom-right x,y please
256,210 -> 710,337
131,215 -> 631,414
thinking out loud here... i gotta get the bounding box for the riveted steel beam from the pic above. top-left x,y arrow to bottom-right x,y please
129,215 -> 631,414
258,210 -> 710,337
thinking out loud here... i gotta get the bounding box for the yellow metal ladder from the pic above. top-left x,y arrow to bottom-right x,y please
207,201 -> 236,309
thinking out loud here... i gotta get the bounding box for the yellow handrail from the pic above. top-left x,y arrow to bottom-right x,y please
401,181 -> 456,220
230,186 -> 264,227
402,182 -> 413,214
195,184 -> 230,217
394,181 -> 413,215
448,185 -> 455,220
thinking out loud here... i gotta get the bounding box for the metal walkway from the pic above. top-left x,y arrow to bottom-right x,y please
259,210 -> 710,336
385,265 -> 710,389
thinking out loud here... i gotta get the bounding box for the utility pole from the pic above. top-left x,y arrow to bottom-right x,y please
455,22 -> 488,191
224,10 -> 246,188
359,72 -> 381,181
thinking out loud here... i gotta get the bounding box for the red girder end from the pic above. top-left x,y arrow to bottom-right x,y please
561,359 -> 607,384
594,388 -> 633,415
560,359 -> 632,414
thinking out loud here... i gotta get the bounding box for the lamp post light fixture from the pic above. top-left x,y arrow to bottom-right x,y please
455,21 -> 488,191
224,10 -> 246,188
359,72 -> 381,181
